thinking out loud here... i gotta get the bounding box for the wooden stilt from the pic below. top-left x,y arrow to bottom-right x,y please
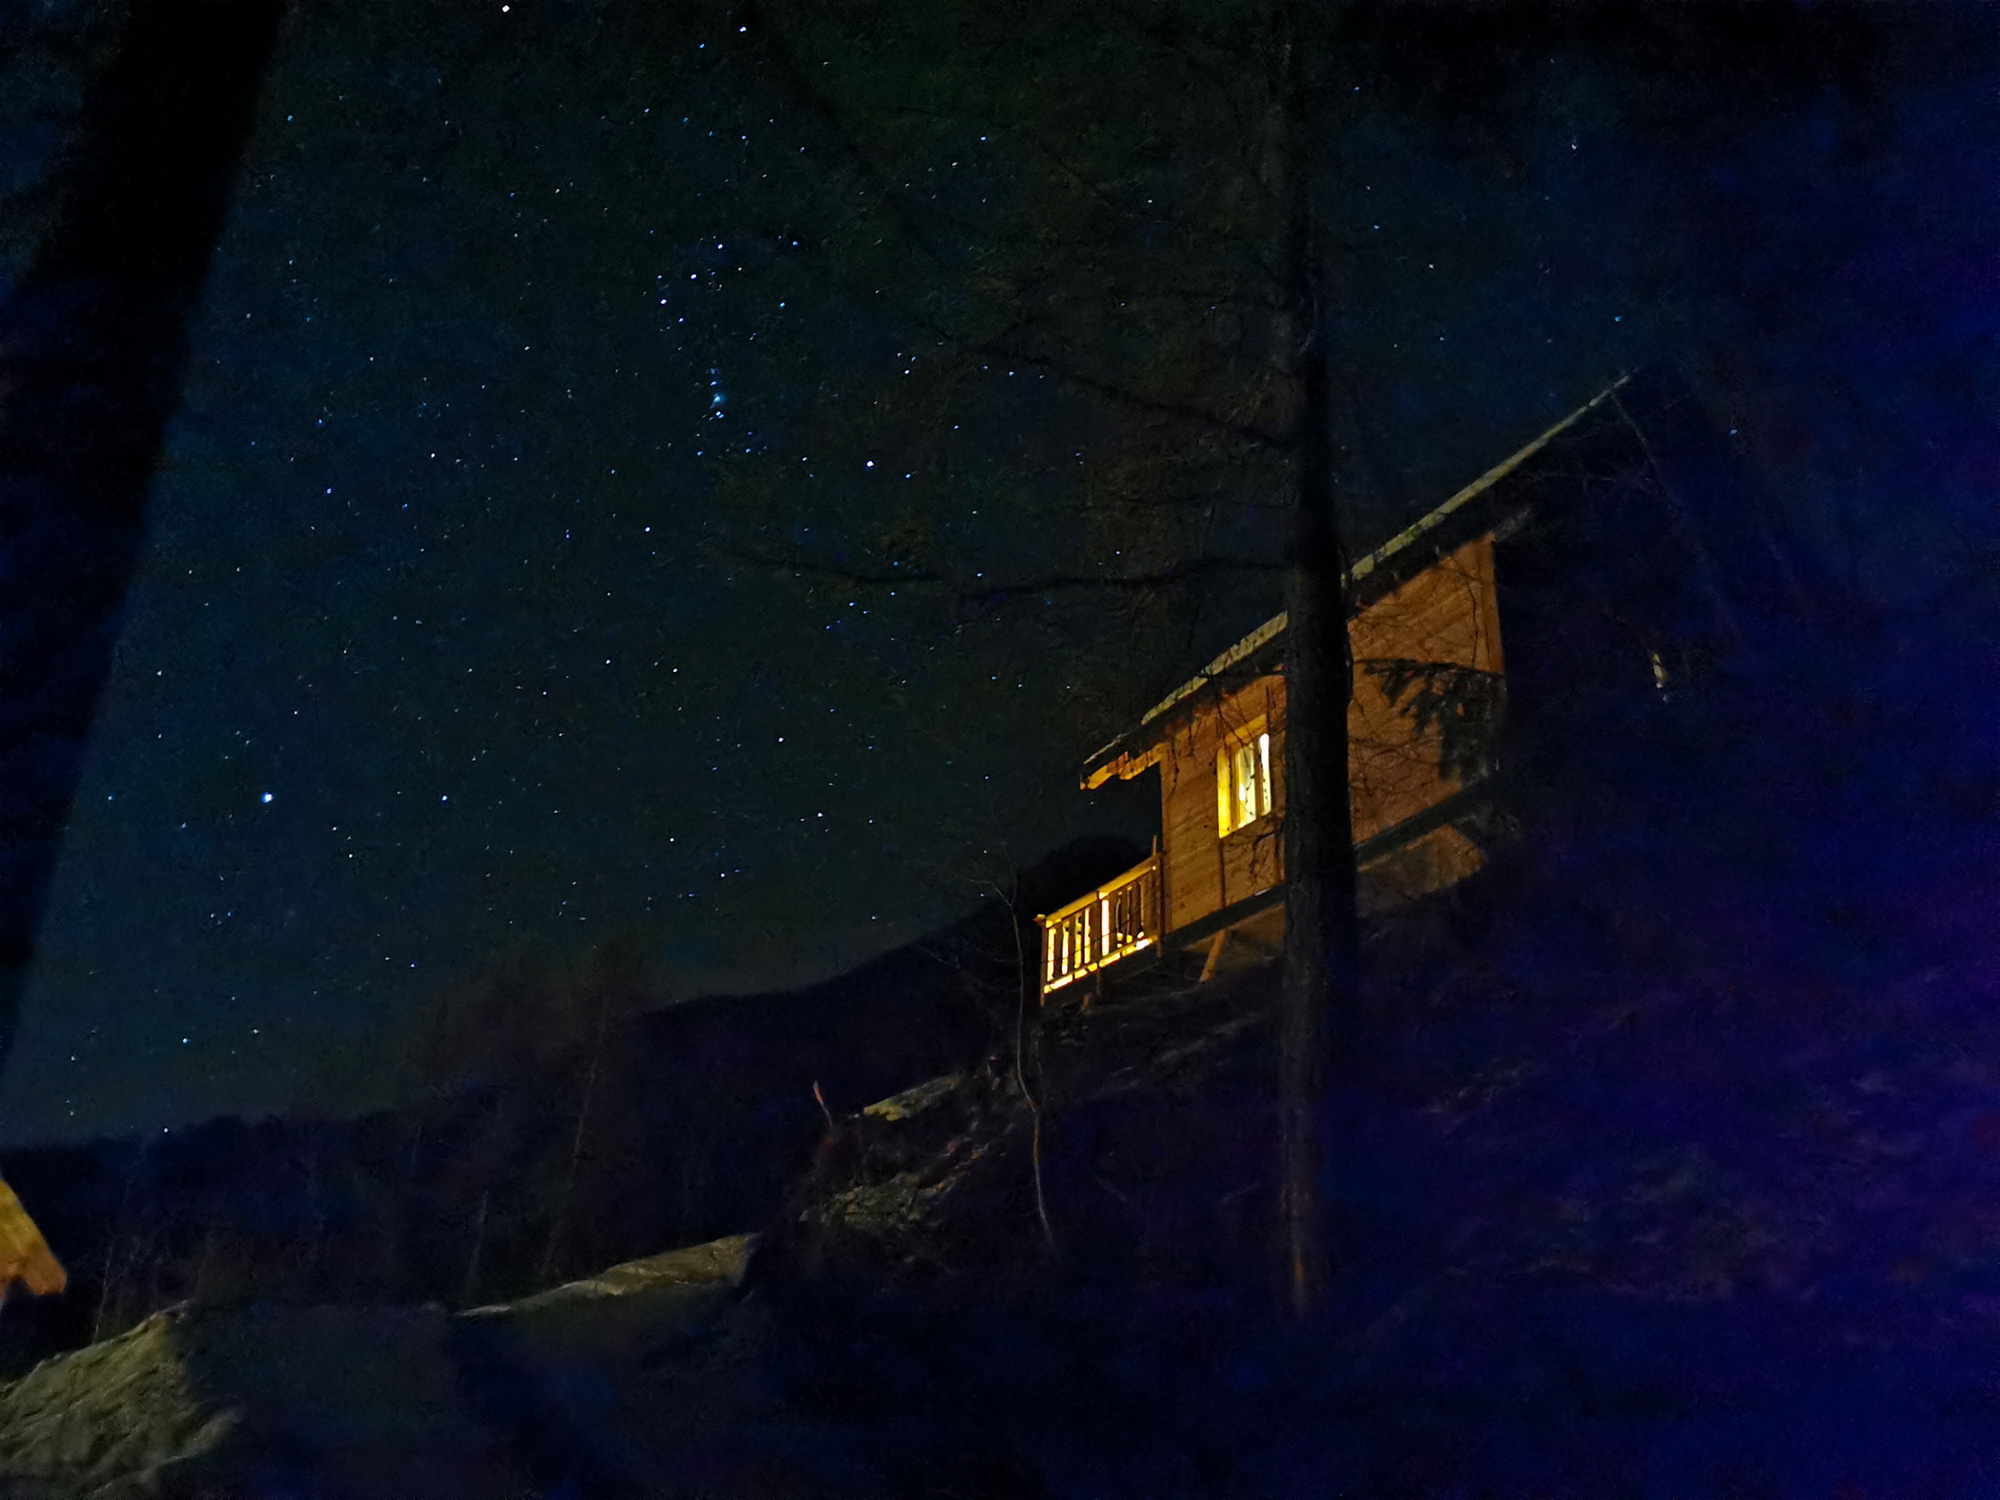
1199,928 -> 1231,983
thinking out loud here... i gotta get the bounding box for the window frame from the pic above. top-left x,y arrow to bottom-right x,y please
1216,726 -> 1275,837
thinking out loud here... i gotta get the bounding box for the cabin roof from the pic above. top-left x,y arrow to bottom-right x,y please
0,1178 -> 64,1297
1081,375 -> 1630,790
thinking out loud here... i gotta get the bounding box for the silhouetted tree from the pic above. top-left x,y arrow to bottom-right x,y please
699,0 -> 1360,1311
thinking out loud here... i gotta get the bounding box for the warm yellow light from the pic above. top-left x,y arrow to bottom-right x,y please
1258,732 -> 1273,816
1235,742 -> 1258,827
1037,858 -> 1160,995
1216,748 -> 1233,836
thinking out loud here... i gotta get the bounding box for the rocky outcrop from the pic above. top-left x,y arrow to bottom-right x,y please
0,1235 -> 764,1500
0,1300 -> 514,1498
0,966 -> 1288,1500
776,965 -> 1280,1288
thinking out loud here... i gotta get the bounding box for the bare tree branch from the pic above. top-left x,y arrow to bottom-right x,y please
703,537 -> 1281,602
907,312 -> 1292,452
737,0 -> 1291,455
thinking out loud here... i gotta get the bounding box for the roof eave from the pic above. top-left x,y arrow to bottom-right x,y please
1077,375 -> 1631,788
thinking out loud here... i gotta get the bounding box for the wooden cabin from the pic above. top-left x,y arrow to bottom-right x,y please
1037,529 -> 1502,996
1035,373 -> 1762,997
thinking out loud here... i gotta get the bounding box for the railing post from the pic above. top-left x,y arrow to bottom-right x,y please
1035,851 -> 1161,998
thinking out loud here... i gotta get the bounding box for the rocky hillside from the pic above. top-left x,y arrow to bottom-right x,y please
6,603 -> 2000,1497
765,961 -> 1278,1290
6,895 -> 2000,1499
0,835 -> 1148,1377
0,1235 -> 765,1500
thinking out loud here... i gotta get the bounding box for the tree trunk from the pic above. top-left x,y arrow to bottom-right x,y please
462,1190 -> 491,1308
997,878 -> 1057,1253
91,1150 -> 143,1342
1276,0 -> 1359,1322
0,3 -> 279,1071
539,994 -> 610,1284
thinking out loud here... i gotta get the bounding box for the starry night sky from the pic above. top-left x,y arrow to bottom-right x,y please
0,1 -> 1993,1142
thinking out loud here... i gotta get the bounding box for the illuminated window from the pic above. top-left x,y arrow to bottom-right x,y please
1235,743 -> 1258,827
1217,730 -> 1275,835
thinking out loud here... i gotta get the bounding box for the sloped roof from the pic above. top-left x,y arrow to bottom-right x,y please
0,1177 -> 65,1297
1081,375 -> 1630,789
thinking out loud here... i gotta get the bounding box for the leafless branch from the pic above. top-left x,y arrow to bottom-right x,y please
908,314 -> 1292,453
736,0 -> 1291,453
703,537 -> 1282,601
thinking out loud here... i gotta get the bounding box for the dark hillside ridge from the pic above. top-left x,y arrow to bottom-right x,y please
0,586 -> 1991,1496
727,599 -> 2000,1500
0,835 -> 1144,1374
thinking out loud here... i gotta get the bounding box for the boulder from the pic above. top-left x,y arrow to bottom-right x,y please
0,1234 -> 767,1499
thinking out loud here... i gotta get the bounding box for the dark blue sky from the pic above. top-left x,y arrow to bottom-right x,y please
0,0 -> 1157,1139
0,0 -> 1992,1141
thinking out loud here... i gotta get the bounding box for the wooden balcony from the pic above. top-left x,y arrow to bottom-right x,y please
1036,846 -> 1160,999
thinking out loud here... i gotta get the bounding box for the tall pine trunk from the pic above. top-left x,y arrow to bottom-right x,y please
1275,0 -> 1359,1322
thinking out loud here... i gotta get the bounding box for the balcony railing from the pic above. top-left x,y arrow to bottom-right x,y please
1036,847 -> 1160,999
